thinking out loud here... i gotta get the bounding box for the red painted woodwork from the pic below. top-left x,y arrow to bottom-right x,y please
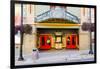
66,34 -> 77,49
39,35 -> 51,50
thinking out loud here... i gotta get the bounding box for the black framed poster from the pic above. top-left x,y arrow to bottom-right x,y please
10,0 -> 96,69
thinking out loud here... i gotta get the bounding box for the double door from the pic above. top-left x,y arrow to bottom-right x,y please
39,35 -> 51,50
66,34 -> 78,49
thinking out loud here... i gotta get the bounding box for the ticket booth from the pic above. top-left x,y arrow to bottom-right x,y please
66,34 -> 78,49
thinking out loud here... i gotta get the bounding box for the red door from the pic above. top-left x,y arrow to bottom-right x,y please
66,34 -> 77,49
39,35 -> 51,50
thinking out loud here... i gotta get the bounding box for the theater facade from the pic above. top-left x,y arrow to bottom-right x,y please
15,4 -> 95,54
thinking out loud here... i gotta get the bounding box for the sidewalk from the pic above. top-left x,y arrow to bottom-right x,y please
15,50 -> 94,65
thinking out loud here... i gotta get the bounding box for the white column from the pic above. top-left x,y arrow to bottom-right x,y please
26,5 -> 34,24
32,25 -> 37,49
79,8 -> 90,50
23,5 -> 37,54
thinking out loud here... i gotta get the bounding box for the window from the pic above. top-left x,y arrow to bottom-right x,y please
41,37 -> 45,45
72,36 -> 76,45
67,36 -> 70,45
46,38 -> 51,45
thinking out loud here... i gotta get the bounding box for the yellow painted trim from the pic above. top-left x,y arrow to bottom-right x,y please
31,23 -> 81,26
37,23 -> 80,26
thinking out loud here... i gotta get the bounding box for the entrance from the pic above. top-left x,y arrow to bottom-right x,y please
54,32 -> 63,49
39,34 -> 51,50
66,34 -> 78,49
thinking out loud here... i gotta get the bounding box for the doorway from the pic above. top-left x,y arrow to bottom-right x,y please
66,34 -> 78,49
39,34 -> 51,50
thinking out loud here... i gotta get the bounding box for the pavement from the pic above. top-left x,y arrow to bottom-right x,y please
15,49 -> 95,66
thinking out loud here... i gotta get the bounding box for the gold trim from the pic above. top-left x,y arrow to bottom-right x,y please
31,23 -> 80,26
36,23 -> 80,26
